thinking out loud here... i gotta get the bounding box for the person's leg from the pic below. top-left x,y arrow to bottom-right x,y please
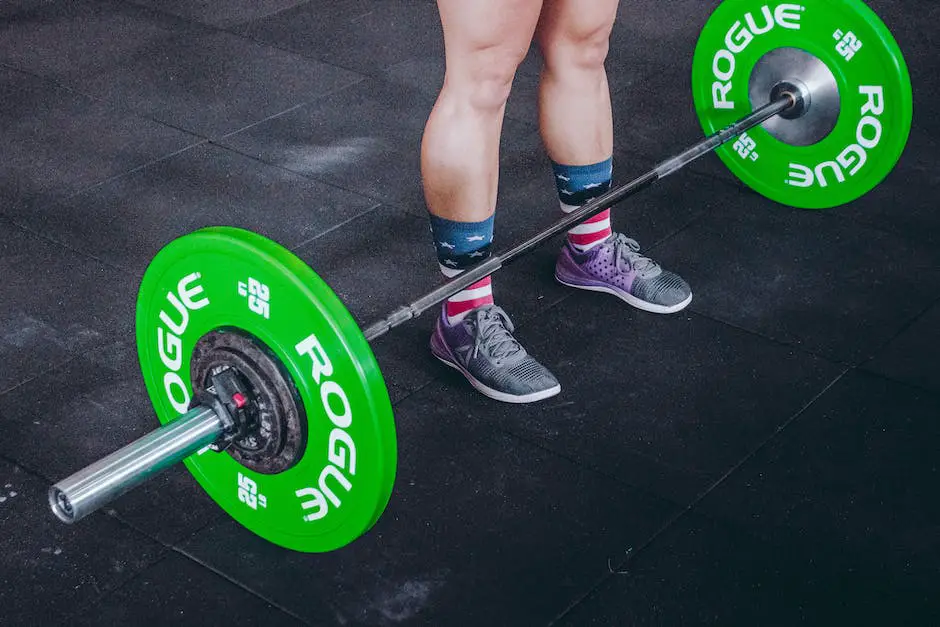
537,0 -> 692,313
424,0 -> 560,403
423,0 -> 542,323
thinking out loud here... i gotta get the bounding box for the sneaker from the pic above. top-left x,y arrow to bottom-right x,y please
430,304 -> 561,404
555,233 -> 692,314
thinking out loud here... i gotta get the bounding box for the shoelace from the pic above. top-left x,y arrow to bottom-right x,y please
469,306 -> 524,361
612,234 -> 659,278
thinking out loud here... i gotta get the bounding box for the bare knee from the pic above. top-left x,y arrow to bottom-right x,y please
442,44 -> 525,113
539,22 -> 612,75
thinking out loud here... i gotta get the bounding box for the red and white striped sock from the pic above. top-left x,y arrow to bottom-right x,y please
566,208 -> 612,252
552,158 -> 614,252
445,276 -> 494,325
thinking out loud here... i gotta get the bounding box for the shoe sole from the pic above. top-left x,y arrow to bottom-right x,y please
430,336 -> 561,404
555,274 -> 693,314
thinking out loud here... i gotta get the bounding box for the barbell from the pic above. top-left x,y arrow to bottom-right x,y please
48,0 -> 913,552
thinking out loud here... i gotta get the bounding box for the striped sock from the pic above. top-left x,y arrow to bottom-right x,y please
429,214 -> 495,325
552,157 -> 614,252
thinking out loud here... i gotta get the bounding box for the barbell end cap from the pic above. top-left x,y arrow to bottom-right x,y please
49,485 -> 78,524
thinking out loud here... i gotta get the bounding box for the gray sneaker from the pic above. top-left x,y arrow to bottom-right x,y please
430,304 -> 561,404
555,233 -> 692,314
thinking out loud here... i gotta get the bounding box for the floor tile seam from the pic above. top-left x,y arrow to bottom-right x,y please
851,366 -> 940,400
381,344 -> 711,508
824,206 -> 940,250
170,546 -> 317,626
108,506 -> 224,553
683,307 -> 857,366
525,282 -> 850,371
857,292 -> 940,368
483,417 -> 708,508
115,0 -> 390,87
5,15 -> 372,141
548,365 -> 853,626
6,215 -> 138,275
0,450 -> 56,483
210,72 -> 371,141
0,59 -> 216,201
60,550 -> 178,623
0,354 -> 82,399
55,135 -> 210,200
546,571 -> 624,627
205,136 -> 388,210
0,450 -> 179,619
228,21 -> 401,79
607,366 -> 851,567
45,503 -> 307,623
120,0 -> 314,33
230,0 -> 315,30
1,55 -> 210,140
286,201 -> 386,252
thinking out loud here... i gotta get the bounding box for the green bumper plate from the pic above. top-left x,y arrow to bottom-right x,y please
136,227 -> 396,552
692,0 -> 913,209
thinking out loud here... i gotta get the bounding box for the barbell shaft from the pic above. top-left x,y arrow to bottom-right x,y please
49,405 -> 225,524
362,92 -> 795,342
49,93 -> 794,524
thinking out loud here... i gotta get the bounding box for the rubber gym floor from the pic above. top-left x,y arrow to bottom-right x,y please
1,1 -> 938,625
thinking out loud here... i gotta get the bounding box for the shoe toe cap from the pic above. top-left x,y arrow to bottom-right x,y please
639,271 -> 692,307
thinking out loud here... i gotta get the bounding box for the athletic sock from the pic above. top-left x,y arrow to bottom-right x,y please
552,157 -> 614,252
428,214 -> 495,325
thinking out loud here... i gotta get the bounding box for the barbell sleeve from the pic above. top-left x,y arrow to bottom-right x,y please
49,405 -> 225,524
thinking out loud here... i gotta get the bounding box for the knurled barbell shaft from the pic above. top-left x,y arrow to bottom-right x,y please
362,93 -> 795,342
49,405 -> 224,524
49,92 -> 794,525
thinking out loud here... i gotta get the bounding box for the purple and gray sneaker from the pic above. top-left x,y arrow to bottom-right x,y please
555,233 -> 692,314
430,304 -> 561,404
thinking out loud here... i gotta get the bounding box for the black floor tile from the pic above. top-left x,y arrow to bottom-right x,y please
0,220 -> 138,394
236,0 -> 443,76
10,143 -> 380,274
180,381 -> 679,626
0,67 -> 197,213
563,370 -> 940,625
473,291 -> 844,503
864,299 -> 940,393
695,370 -> 940,569
610,61 -> 734,183
71,552 -> 307,626
556,511 -> 938,627
829,144 -> 940,246
660,196 -> 940,365
866,0 -> 940,145
0,342 -> 225,547
217,77 -> 440,208
0,458 -> 167,626
126,0 -> 309,29
0,0 -> 199,82
1,1 -> 363,138
78,29 -> 363,138
0,0 -> 51,19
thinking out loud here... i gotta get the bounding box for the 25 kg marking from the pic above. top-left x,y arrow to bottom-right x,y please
238,278 -> 271,319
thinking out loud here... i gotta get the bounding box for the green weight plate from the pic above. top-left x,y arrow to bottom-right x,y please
692,0 -> 913,209
135,227 -> 396,552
